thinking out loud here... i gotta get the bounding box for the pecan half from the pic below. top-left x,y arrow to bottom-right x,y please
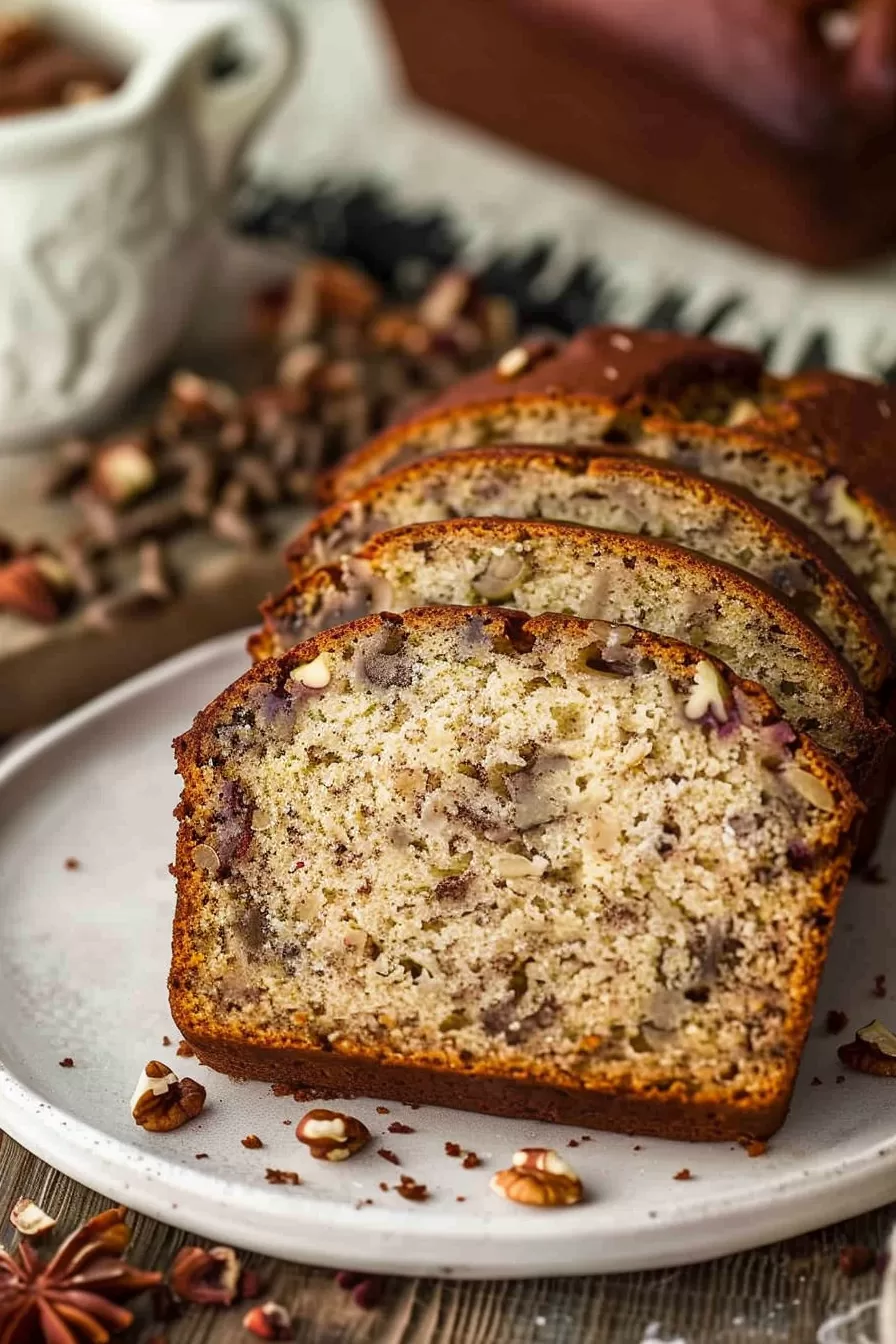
489,1148 -> 583,1207
130,1061 -> 206,1132
295,1109 -> 370,1161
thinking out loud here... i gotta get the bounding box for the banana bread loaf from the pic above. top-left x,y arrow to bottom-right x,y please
288,447 -> 892,698
171,607 -> 859,1141
253,517 -> 888,781
377,0 -> 896,265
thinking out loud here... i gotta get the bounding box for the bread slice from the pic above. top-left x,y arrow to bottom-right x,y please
322,326 -> 762,502
171,606 -> 859,1141
640,410 -> 896,633
287,448 -> 892,698
321,337 -> 896,633
253,517 -> 887,781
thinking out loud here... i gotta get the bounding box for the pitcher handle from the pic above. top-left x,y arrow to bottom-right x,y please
183,0 -> 298,195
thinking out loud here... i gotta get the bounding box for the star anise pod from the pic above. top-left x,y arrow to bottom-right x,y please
0,1205 -> 161,1344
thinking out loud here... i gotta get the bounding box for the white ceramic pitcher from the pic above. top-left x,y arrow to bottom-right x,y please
0,0 -> 297,449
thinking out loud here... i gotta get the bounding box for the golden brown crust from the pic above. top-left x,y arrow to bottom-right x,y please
319,342 -> 896,592
397,326 -> 763,422
287,446 -> 893,695
171,607 -> 860,1142
321,326 -> 763,502
758,372 -> 896,517
254,516 -> 888,781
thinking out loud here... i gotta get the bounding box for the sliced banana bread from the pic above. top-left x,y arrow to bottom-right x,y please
321,336 -> 896,632
640,409 -> 896,632
171,607 -> 859,1141
253,517 -> 886,782
322,326 -> 763,501
287,448 -> 891,699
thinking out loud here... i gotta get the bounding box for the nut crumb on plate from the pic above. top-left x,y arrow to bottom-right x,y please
395,1175 -> 428,1202
58,1057 -> 74,1068
264,1169 -> 301,1186
242,1135 -> 263,1150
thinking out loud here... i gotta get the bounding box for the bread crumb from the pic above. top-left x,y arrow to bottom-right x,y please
265,1169 -> 301,1185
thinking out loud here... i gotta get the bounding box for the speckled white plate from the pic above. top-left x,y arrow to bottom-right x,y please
2,631 -> 896,1278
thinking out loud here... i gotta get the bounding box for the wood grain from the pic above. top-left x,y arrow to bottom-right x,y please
1,1132 -> 892,1343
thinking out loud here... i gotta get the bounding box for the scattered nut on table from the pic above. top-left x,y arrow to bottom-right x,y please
295,1108 -> 370,1161
170,1244 -> 241,1305
9,1197 -> 57,1237
130,1060 -> 206,1132
242,1301 -> 293,1339
490,1148 -> 584,1207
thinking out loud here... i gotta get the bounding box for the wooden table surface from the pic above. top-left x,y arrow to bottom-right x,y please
0,1130 -> 891,1343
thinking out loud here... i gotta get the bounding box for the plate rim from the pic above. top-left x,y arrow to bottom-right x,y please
1,629 -> 896,1278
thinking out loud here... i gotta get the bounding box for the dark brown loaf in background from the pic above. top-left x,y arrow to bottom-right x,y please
376,0 -> 896,266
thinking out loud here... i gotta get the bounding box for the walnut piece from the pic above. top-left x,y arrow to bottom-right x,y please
471,549 -> 527,602
489,1148 -> 583,1207
496,345 -> 531,379
89,437 -> 157,506
725,398 -> 760,427
193,843 -> 220,873
494,852 -> 549,880
781,765 -> 837,814
9,1198 -> 56,1237
290,654 -> 331,689
822,476 -> 868,543
243,1302 -> 293,1339
684,660 -> 730,724
295,1108 -> 370,1161
130,1061 -> 206,1132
